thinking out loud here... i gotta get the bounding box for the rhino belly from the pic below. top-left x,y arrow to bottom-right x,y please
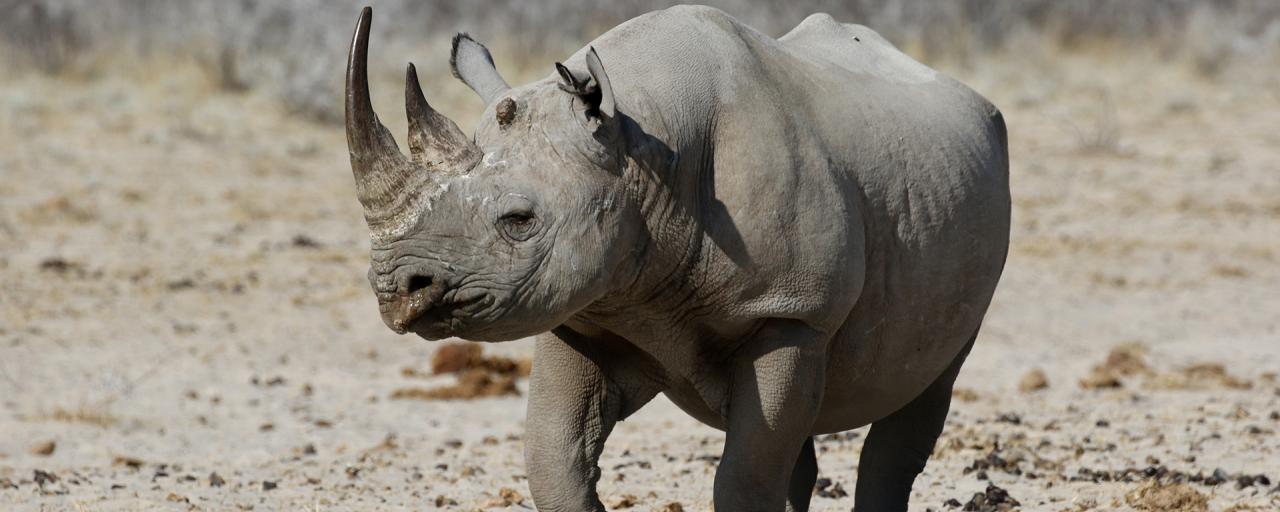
810,323 -> 977,434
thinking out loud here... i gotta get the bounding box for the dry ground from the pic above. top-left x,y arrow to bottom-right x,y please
2,50 -> 1279,511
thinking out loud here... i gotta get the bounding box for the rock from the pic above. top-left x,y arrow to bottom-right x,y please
815,477 -> 848,498
962,483 -> 1019,511
483,487 -> 524,506
1081,344 -> 1151,389
31,440 -> 56,456
1019,369 -> 1048,392
33,469 -> 58,486
112,456 -> 144,470
209,472 -> 226,487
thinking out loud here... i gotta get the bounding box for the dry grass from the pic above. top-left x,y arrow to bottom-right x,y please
3,0 -> 1278,122
1124,480 -> 1209,512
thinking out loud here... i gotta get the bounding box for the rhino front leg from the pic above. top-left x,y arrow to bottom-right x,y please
524,328 -> 656,511
714,319 -> 828,512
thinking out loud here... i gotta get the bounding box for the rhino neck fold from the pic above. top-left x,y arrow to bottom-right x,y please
582,120 -> 729,353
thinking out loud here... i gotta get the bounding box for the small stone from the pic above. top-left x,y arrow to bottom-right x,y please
209,472 -> 226,487
816,480 -> 848,498
112,456 -> 143,470
607,494 -> 639,508
33,470 -> 58,487
996,413 -> 1021,425
1019,369 -> 1049,392
261,480 -> 277,491
496,487 -> 523,505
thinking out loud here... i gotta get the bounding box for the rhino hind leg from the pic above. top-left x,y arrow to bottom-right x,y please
786,437 -> 818,512
853,330 -> 978,512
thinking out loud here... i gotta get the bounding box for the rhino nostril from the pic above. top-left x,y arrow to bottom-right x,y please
406,274 -> 433,295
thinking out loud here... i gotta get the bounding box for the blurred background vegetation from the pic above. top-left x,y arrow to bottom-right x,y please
3,0 -> 1278,125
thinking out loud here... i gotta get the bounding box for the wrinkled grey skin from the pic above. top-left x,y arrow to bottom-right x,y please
343,6 -> 1009,511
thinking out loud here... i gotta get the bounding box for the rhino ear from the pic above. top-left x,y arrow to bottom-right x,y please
450,33 -> 510,105
555,62 -> 589,95
555,48 -> 617,124
584,47 -> 615,119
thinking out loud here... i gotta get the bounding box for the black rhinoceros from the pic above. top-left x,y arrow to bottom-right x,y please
343,5 -> 1009,511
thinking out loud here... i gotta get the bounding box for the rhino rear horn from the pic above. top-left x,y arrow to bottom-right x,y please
405,63 -> 481,173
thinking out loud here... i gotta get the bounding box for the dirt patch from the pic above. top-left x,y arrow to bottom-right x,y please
1146,363 -> 1253,390
420,342 -> 531,377
952,388 -> 981,402
1080,344 -> 1255,391
429,342 -> 484,374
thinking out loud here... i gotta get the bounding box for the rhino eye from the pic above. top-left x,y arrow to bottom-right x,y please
498,211 -> 539,242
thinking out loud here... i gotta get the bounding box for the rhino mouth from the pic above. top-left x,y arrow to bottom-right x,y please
383,288 -> 494,338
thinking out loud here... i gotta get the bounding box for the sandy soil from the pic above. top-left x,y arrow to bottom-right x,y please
2,52 -> 1279,511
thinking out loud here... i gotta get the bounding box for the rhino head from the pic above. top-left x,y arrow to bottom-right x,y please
345,8 -> 639,341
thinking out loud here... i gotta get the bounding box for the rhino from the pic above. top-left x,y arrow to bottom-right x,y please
343,5 -> 1009,511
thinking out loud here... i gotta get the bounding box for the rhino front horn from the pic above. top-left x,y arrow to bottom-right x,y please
345,7 -> 415,223
405,62 -> 481,173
